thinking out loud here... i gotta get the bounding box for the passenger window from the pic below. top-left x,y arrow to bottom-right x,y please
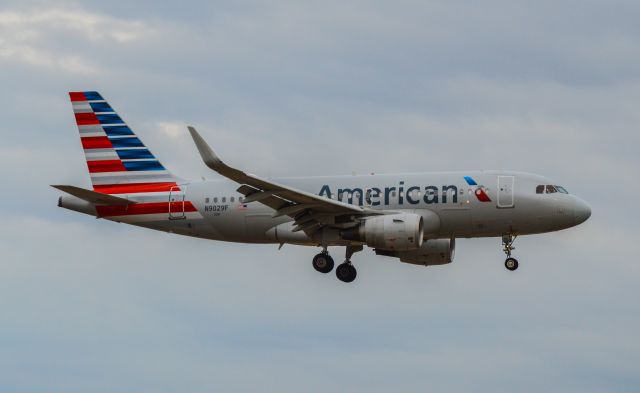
231,197 -> 235,202
239,197 -> 244,202
536,185 -> 544,194
214,197 -> 218,203
205,197 -> 210,203
222,197 -> 227,203
546,185 -> 557,194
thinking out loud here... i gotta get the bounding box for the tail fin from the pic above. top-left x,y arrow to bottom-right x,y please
70,91 -> 180,194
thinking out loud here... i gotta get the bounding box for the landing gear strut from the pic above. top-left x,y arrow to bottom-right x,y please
312,247 -> 334,274
336,245 -> 362,283
502,234 -> 519,271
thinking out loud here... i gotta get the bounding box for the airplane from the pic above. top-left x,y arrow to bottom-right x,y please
54,91 -> 592,283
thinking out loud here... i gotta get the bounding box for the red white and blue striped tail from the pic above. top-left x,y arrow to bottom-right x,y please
70,91 -> 180,195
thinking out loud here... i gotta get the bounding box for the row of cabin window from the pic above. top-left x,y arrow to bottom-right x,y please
205,196 -> 245,204
536,185 -> 569,194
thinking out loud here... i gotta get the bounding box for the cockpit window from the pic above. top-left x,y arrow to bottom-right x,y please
538,184 -> 569,194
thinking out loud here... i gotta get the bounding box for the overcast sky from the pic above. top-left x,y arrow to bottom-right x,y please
0,1 -> 638,392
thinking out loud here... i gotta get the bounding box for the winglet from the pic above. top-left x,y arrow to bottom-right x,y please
187,126 -> 247,180
185,126 -> 365,215
187,126 -> 224,171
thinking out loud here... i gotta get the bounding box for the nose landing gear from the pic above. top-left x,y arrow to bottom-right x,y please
505,257 -> 519,271
502,234 -> 519,271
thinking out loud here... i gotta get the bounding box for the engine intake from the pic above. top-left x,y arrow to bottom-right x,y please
341,213 -> 424,251
376,238 -> 455,266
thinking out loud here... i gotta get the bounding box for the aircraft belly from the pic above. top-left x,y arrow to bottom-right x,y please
200,207 -> 248,241
437,208 -> 473,237
470,206 -> 514,236
245,213 -> 288,243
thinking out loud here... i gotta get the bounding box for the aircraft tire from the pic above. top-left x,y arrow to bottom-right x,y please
505,257 -> 519,271
336,263 -> 357,283
313,253 -> 334,273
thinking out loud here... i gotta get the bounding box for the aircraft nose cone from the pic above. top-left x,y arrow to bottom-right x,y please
573,198 -> 591,225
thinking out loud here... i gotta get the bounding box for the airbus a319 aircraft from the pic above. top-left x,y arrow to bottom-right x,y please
55,91 -> 591,283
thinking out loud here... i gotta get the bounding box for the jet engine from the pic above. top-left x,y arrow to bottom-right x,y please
341,213 -> 424,251
376,238 -> 455,266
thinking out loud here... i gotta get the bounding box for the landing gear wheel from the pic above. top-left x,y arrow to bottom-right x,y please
505,257 -> 519,271
336,262 -> 357,283
312,253 -> 334,273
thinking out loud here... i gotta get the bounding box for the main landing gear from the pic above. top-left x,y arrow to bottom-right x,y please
502,234 -> 519,271
336,245 -> 362,283
312,250 -> 334,274
312,245 -> 362,283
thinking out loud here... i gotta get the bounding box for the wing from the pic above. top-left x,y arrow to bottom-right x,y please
188,126 -> 381,233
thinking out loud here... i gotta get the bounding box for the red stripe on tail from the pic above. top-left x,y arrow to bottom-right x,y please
69,92 -> 87,102
93,182 -> 180,194
80,136 -> 113,149
81,136 -> 112,149
87,160 -> 126,173
75,112 -> 100,125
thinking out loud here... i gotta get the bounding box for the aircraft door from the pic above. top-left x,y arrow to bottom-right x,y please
168,185 -> 186,219
497,176 -> 515,208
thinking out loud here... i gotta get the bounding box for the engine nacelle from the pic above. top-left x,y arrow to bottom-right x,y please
342,213 -> 424,251
376,238 -> 455,266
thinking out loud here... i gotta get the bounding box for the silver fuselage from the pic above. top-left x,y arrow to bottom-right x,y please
106,170 -> 590,245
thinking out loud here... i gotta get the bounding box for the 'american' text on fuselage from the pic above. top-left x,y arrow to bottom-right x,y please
318,182 -> 459,206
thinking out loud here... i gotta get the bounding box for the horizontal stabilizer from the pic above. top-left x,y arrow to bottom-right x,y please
51,185 -> 134,206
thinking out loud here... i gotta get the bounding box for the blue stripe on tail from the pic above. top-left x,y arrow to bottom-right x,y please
123,161 -> 165,171
109,137 -> 145,148
103,126 -> 134,136
83,91 -> 103,101
116,149 -> 155,159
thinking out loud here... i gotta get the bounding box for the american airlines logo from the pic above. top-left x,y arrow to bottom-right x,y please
464,176 -> 492,202
318,176 -> 492,206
